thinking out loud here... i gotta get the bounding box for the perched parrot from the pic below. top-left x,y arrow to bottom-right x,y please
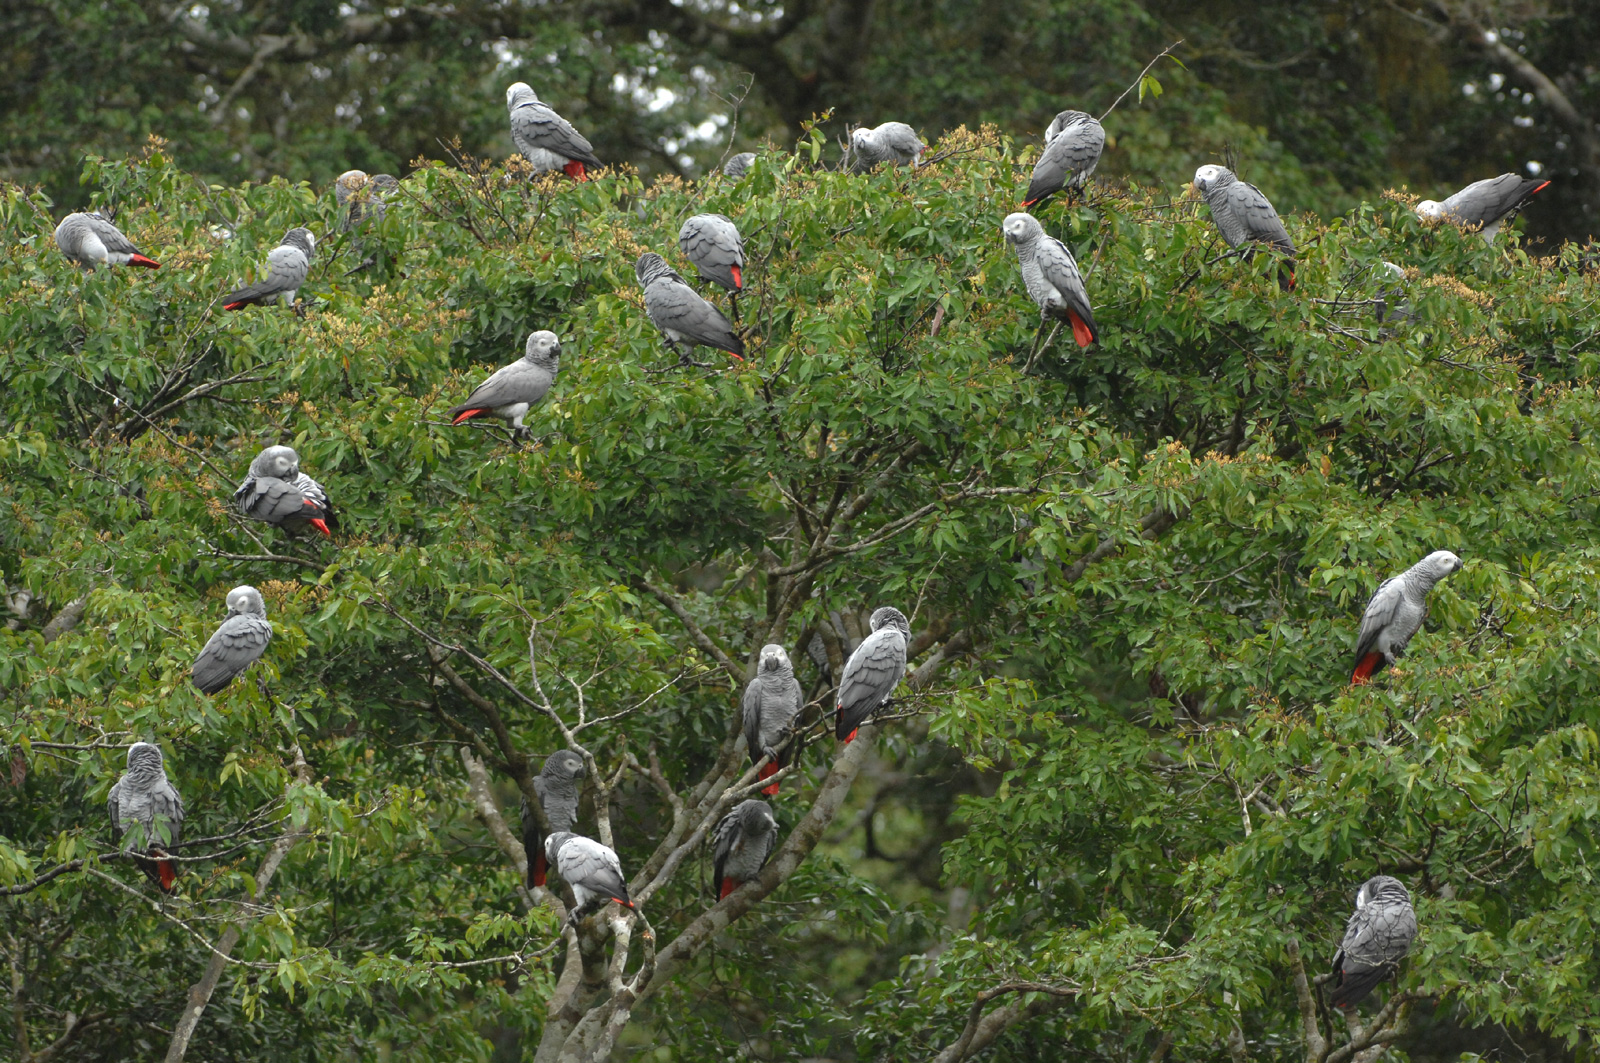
849,122 -> 925,171
108,742 -> 185,892
1023,110 -> 1104,207
1003,212 -> 1098,348
1193,165 -> 1296,291
191,585 -> 273,695
447,330 -> 561,433
743,644 -> 803,795
678,214 -> 745,293
1415,174 -> 1550,243
836,606 -> 911,742
712,799 -> 779,900
1329,875 -> 1417,1010
220,227 -> 315,310
521,750 -> 586,889
233,445 -> 336,538
545,832 -> 634,925
636,252 -> 745,362
55,212 -> 160,271
506,82 -> 601,181
1351,550 -> 1463,684
336,170 -> 400,232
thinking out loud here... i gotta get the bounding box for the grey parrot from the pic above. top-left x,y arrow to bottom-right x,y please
1023,110 -> 1104,207
743,644 -> 804,795
1193,165 -> 1296,291
1329,875 -> 1417,1010
233,445 -> 336,538
636,252 -> 745,362
723,152 -> 757,178
1351,550 -> 1463,684
521,750 -> 586,889
545,832 -> 634,924
108,741 -> 186,892
221,227 -> 315,310
506,82 -> 601,181
191,585 -> 273,694
1416,174 -> 1550,243
849,122 -> 925,172
1003,212 -> 1098,347
447,330 -> 561,432
835,606 -> 911,742
678,214 -> 745,293
712,799 -> 779,900
336,170 -> 400,231
54,212 -> 161,271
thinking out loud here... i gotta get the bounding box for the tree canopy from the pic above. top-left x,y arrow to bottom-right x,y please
2,0 -> 1597,242
4,119 -> 1600,1062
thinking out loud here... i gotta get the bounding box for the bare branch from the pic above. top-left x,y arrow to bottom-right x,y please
927,982 -> 1081,1063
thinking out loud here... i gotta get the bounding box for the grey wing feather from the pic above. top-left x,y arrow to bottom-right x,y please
646,283 -> 745,355
567,843 -> 629,902
1227,182 -> 1294,255
235,477 -> 313,524
1353,576 -> 1403,665
149,779 -> 185,849
836,629 -> 907,736
85,215 -> 140,255
223,247 -> 308,305
1033,238 -> 1097,338
192,614 -> 272,693
1025,121 -> 1102,203
741,681 -> 765,762
107,781 -> 123,841
513,106 -> 601,166
450,360 -> 553,414
678,216 -> 744,291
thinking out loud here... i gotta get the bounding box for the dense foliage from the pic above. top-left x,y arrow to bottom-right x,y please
3,127 -> 1600,1062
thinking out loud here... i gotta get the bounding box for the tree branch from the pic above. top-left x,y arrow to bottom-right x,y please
926,982 -> 1081,1063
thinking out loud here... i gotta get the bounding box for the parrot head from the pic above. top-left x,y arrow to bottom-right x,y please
545,831 -> 575,863
1002,212 -> 1041,246
1193,164 -> 1232,194
335,170 -> 369,205
757,644 -> 792,674
126,741 -> 165,771
1046,110 -> 1091,140
225,585 -> 268,619
523,330 -> 562,368
1414,200 -> 1446,221
869,606 -> 912,639
1356,875 -> 1408,908
254,445 -> 301,480
635,252 -> 673,285
543,750 -> 586,781
1419,550 -> 1464,579
506,82 -> 538,110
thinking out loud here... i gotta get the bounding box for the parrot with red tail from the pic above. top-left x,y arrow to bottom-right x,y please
108,742 -> 185,892
55,212 -> 160,271
1351,550 -> 1462,685
233,445 -> 336,539
506,82 -> 601,181
521,750 -> 585,889
835,606 -> 911,743
743,644 -> 803,795
447,330 -> 560,436
712,799 -> 778,901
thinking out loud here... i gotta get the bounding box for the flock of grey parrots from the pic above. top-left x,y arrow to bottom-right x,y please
62,77 -> 1533,1012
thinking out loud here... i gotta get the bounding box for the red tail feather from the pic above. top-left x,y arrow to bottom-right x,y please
223,302 -> 246,311
759,761 -> 780,796
532,852 -> 547,887
158,859 -> 177,892
615,897 -> 635,908
1021,198 -> 1039,208
309,518 -> 331,537
1068,311 -> 1094,348
730,265 -> 742,290
1351,653 -> 1382,686
843,728 -> 858,744
719,879 -> 737,900
563,160 -> 588,181
452,409 -> 486,425
1531,180 -> 1551,196
128,255 -> 161,269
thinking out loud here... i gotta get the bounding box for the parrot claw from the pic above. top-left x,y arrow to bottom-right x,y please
293,301 -> 308,320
